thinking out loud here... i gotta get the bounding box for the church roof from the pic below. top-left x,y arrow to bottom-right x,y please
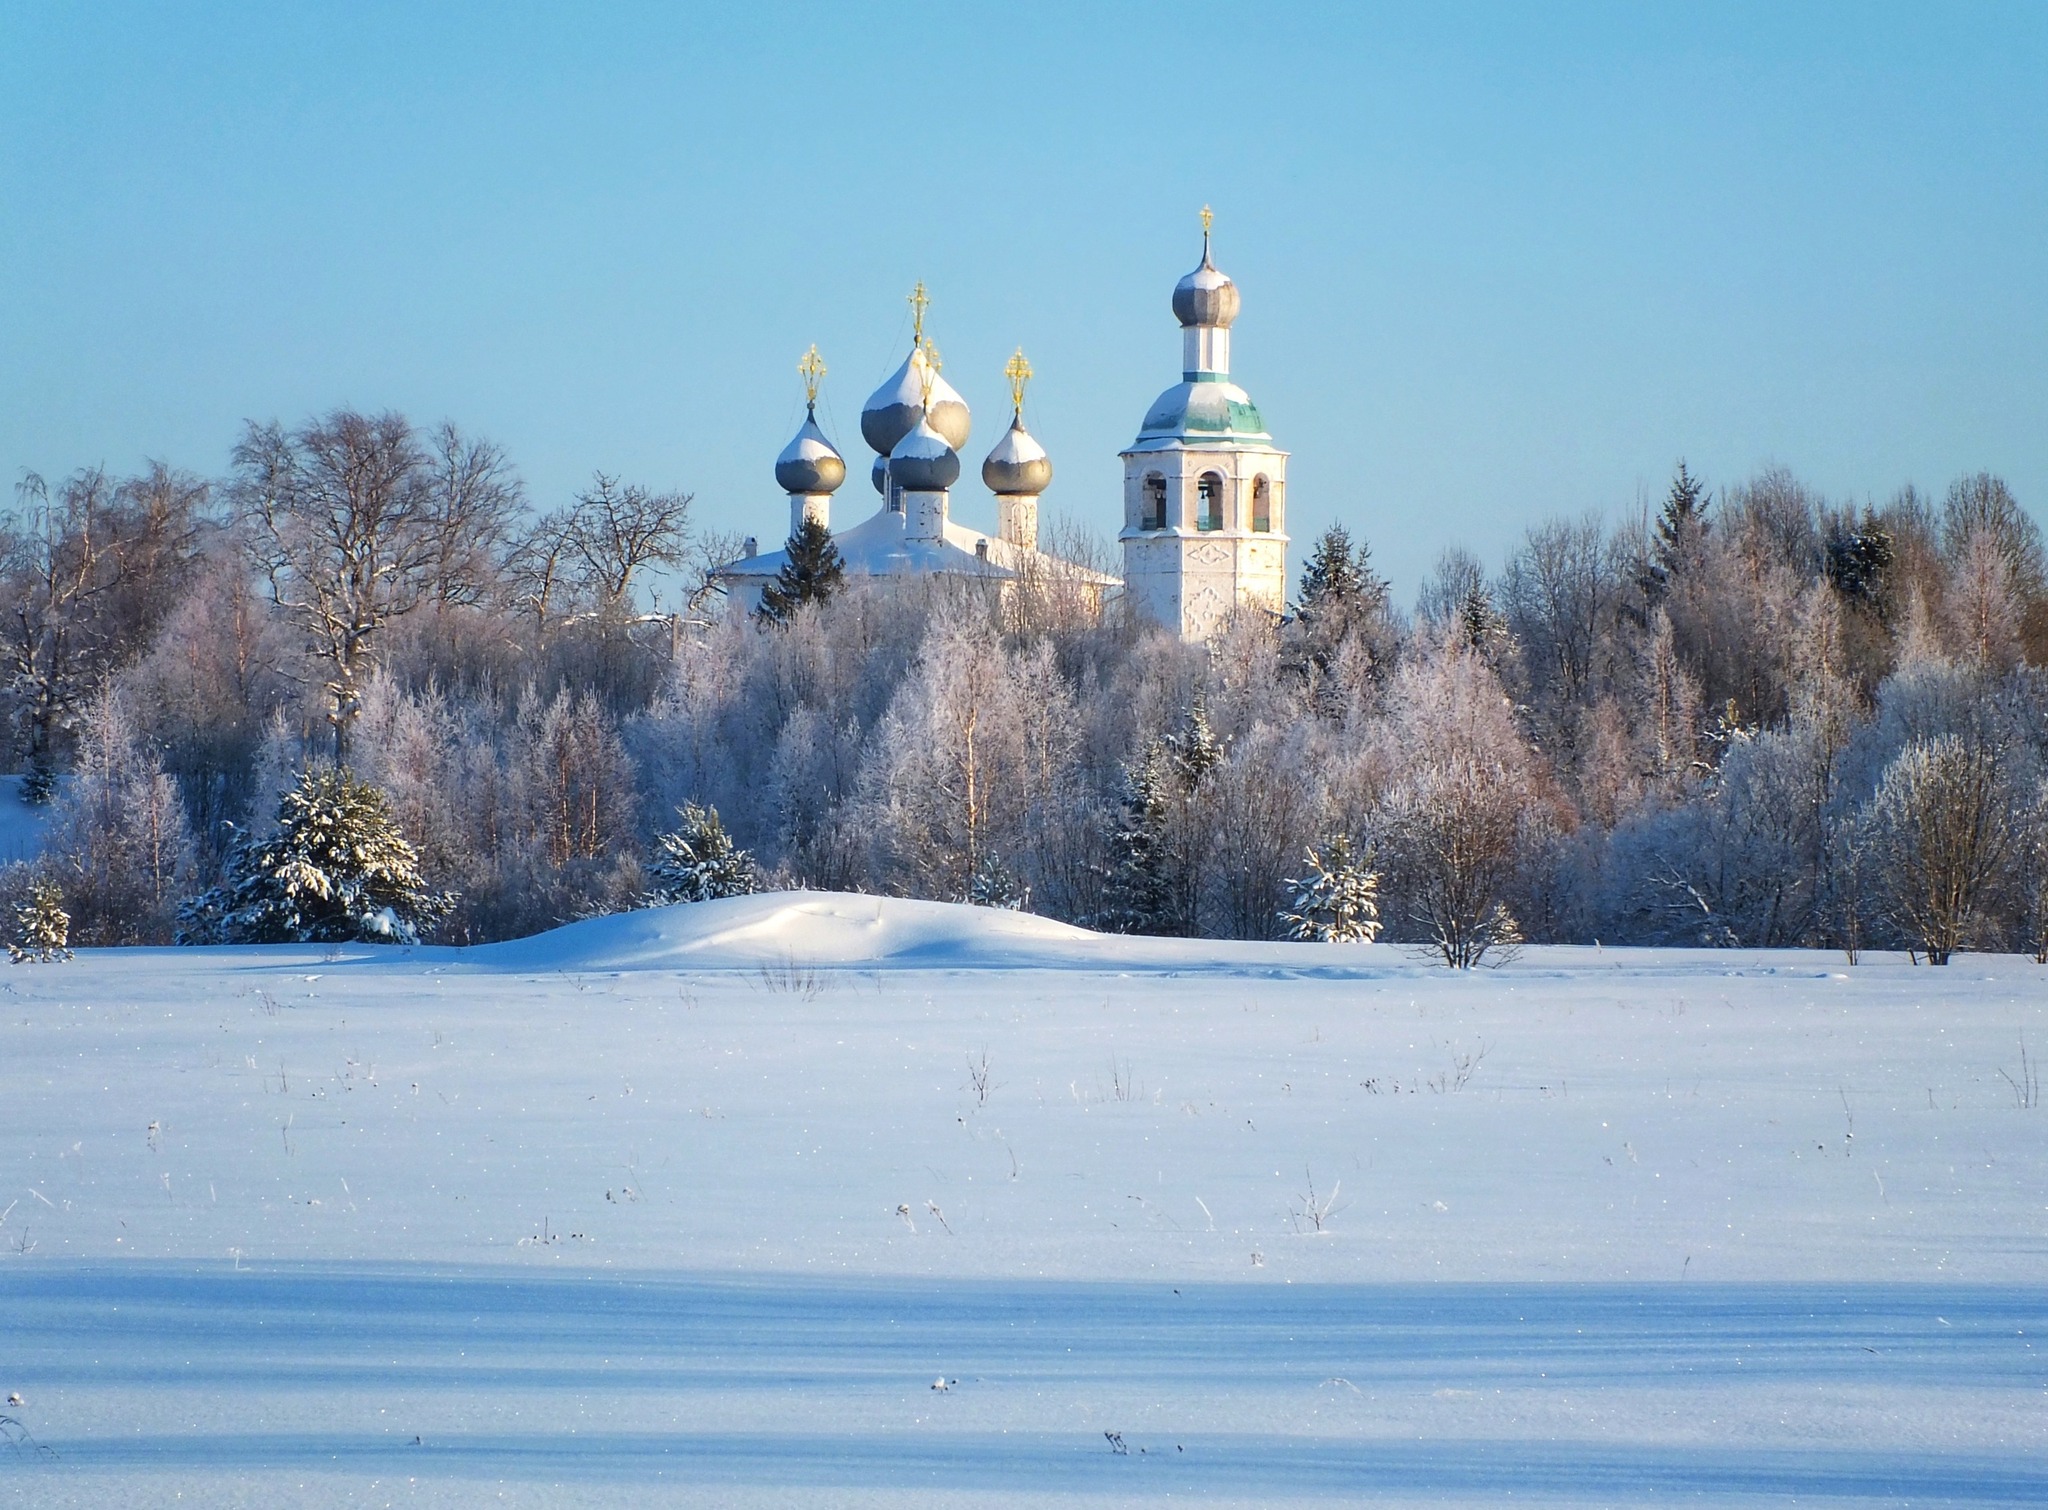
712,504 -> 1118,589
1126,378 -> 1274,452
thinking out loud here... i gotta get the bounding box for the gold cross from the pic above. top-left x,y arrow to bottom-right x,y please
907,281 -> 930,347
918,341 -> 942,408
1200,204 -> 1214,236
1005,347 -> 1033,415
797,344 -> 826,406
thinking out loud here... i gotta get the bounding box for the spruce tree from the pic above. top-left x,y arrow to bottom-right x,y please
196,769 -> 452,945
1099,745 -> 1175,934
1297,524 -> 1364,619
757,518 -> 846,624
1652,461 -> 1711,585
1278,836 -> 1382,943
10,881 -> 73,963
646,802 -> 759,904
965,853 -> 1028,911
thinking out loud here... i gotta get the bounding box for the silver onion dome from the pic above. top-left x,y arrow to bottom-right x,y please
871,453 -> 889,494
1172,234 -> 1241,329
773,405 -> 846,495
862,345 -> 971,456
981,414 -> 1052,496
888,411 -> 961,493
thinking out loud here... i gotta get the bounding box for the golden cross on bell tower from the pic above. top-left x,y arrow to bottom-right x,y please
907,281 -> 930,348
1004,347 -> 1033,417
797,344 -> 826,409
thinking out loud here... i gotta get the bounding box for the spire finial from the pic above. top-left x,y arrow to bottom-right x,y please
797,344 -> 826,409
907,281 -> 930,348
1004,347 -> 1033,418
1200,204 -> 1214,236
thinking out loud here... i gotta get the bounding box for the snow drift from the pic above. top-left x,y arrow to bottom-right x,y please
467,890 -> 1117,973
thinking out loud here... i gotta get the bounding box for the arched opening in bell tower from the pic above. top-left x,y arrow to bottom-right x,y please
1251,475 -> 1271,532
1141,473 -> 1167,530
1197,472 -> 1225,532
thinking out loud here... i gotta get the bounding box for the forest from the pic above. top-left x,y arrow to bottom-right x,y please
7,406 -> 2048,965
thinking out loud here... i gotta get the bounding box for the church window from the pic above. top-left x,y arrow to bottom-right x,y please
1251,476 -> 1271,532
1142,473 -> 1167,530
1198,472 -> 1225,531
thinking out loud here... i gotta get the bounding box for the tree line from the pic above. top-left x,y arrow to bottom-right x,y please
7,404 -> 2048,965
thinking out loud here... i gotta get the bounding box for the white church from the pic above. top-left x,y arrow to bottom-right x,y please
713,216 -> 1289,640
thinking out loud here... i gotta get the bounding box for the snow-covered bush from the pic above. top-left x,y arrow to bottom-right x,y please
1862,734 -> 2016,964
10,881 -> 72,963
646,802 -> 758,904
183,768 -> 452,945
1279,835 -> 1381,942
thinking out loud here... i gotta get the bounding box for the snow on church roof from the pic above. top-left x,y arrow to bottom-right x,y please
712,503 -> 1119,589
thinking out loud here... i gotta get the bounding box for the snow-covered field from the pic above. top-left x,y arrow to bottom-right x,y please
2,893 -> 2044,1505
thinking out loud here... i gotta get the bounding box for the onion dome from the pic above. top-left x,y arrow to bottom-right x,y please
773,404 -> 846,495
1172,230 -> 1240,329
887,411 -> 961,492
871,453 -> 889,494
862,345 -> 971,456
981,415 -> 1052,496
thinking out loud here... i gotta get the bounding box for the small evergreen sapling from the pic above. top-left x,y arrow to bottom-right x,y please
1279,835 -> 1382,942
186,768 -> 452,945
9,881 -> 73,963
646,803 -> 759,904
965,853 -> 1028,911
1099,747 -> 1174,935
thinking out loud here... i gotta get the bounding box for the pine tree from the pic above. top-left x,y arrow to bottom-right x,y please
1297,525 -> 1365,620
1652,461 -> 1711,587
191,769 -> 453,945
757,518 -> 846,624
1099,745 -> 1175,934
646,802 -> 759,904
965,853 -> 1028,911
1161,688 -> 1224,790
1278,835 -> 1382,942
9,881 -> 73,963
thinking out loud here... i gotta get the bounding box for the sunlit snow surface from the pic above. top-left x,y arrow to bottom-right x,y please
2,893 -> 2043,1505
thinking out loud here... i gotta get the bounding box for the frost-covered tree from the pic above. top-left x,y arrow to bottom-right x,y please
756,518 -> 845,624
646,802 -> 758,904
41,688 -> 194,945
1863,733 -> 2015,964
189,767 -> 452,945
9,881 -> 72,963
1375,630 -> 1540,967
1279,835 -> 1381,942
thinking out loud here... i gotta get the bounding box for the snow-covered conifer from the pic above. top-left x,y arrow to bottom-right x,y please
646,802 -> 758,904
1099,745 -> 1175,935
1279,835 -> 1381,942
200,768 -> 452,945
965,853 -> 1028,910
9,881 -> 72,963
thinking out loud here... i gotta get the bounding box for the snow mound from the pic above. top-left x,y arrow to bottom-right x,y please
468,891 -> 1104,972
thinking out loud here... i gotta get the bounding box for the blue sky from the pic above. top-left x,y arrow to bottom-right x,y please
3,3 -> 2043,600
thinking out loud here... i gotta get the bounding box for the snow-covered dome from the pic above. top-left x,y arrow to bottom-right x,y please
773,405 -> 846,496
871,453 -> 889,494
1172,234 -> 1240,329
862,345 -> 971,456
981,415 -> 1052,496
888,411 -> 961,492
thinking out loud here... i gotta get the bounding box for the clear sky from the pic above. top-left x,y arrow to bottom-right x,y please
3,2 -> 2043,601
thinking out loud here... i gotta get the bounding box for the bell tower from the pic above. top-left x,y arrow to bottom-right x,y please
1119,210 -> 1289,640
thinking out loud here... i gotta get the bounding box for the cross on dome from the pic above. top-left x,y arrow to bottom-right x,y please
1005,348 -> 1033,416
798,344 -> 826,407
